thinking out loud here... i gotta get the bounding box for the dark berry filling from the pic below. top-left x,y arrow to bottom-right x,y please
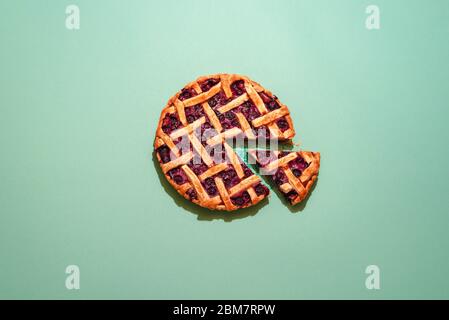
220,168 -> 240,189
161,113 -> 182,134
199,121 -> 218,145
168,167 -> 188,185
174,136 -> 191,155
254,183 -> 269,196
278,151 -> 291,158
284,190 -> 298,204
256,150 -> 276,167
273,169 -> 288,186
255,125 -> 270,138
210,146 -> 227,164
259,92 -> 272,104
241,162 -> 253,178
292,169 -> 302,177
289,156 -> 310,174
203,177 -> 218,196
259,92 -> 280,111
276,117 -> 289,131
238,101 -> 261,121
201,121 -> 212,132
186,188 -> 198,200
178,87 -> 197,101
188,156 -> 208,175
218,111 -> 240,130
231,80 -> 245,96
199,78 -> 219,92
208,91 -> 229,109
257,150 -> 272,159
231,191 -> 251,207
185,104 -> 205,123
157,145 -> 172,163
224,111 -> 236,120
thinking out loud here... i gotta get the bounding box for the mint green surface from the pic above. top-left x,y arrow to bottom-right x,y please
1,0 -> 448,299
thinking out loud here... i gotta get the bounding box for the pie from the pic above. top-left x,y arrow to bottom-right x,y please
248,150 -> 320,205
154,73 -> 299,211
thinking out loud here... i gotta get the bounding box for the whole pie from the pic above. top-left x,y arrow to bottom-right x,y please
154,73 -> 318,211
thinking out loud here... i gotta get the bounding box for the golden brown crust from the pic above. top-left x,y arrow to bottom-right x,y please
155,73 -> 298,211
249,150 -> 320,205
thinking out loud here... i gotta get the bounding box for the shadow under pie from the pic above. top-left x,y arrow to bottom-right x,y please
152,151 -> 269,222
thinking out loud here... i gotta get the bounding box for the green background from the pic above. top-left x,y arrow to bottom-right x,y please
1,0 -> 448,299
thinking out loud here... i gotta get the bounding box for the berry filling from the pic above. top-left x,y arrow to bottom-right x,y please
256,150 -> 277,167
188,156 -> 209,175
178,87 -> 197,101
218,111 -> 241,130
241,162 -> 253,178
199,78 -> 219,92
289,156 -> 309,177
186,188 -> 198,200
231,80 -> 245,96
254,125 -> 270,139
208,91 -> 229,109
220,168 -> 240,189
209,146 -> 228,164
173,136 -> 192,155
157,145 -> 172,164
200,121 -> 212,132
238,101 -> 261,121
273,169 -> 288,186
231,191 -> 251,207
276,117 -> 289,131
167,167 -> 188,185
161,113 -> 182,134
284,190 -> 298,204
254,183 -> 269,196
292,169 -> 302,177
279,151 -> 292,158
199,121 -> 219,145
259,92 -> 280,111
185,104 -> 205,123
203,177 -> 218,196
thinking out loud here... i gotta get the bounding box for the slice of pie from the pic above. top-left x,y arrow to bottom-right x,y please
249,149 -> 320,205
154,73 -> 294,211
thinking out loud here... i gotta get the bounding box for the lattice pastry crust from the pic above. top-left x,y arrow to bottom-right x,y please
154,74 -> 297,211
249,150 -> 320,205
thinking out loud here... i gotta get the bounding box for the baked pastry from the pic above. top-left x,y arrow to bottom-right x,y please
154,73 -> 296,211
249,150 -> 320,205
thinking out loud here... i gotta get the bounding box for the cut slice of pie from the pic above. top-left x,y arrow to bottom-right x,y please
154,73 -> 294,211
248,149 -> 320,205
